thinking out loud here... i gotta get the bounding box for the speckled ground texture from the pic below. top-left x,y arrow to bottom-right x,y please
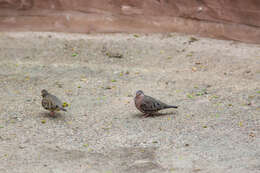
0,32 -> 259,173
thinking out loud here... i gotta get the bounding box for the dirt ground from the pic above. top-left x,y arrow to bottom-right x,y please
0,32 -> 259,173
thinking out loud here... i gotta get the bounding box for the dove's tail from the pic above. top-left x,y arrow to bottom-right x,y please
165,105 -> 178,109
60,107 -> 67,112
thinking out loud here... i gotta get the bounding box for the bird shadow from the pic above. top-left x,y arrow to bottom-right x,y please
132,111 -> 178,119
39,112 -> 66,121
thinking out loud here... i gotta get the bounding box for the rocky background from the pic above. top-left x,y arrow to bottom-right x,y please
0,0 -> 260,43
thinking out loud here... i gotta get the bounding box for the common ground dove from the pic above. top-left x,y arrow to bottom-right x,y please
41,89 -> 67,116
134,90 -> 178,117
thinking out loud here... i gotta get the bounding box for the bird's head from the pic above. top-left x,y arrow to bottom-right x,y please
135,90 -> 144,97
41,89 -> 48,97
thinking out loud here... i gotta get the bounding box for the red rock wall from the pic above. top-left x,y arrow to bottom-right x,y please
0,0 -> 260,43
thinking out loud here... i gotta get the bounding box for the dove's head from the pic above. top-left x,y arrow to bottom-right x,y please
136,90 -> 144,97
41,89 -> 48,97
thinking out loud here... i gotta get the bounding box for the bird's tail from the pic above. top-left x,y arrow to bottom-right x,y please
165,105 -> 178,109
60,107 -> 67,112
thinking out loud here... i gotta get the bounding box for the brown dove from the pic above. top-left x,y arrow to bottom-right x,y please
41,89 -> 67,116
134,90 -> 178,117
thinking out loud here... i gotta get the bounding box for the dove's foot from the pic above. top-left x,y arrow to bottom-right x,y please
144,113 -> 152,118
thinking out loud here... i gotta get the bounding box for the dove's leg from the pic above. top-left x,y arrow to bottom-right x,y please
50,111 -> 55,116
144,113 -> 152,118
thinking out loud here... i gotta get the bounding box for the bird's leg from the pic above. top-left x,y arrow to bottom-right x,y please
144,113 -> 151,118
50,111 -> 55,116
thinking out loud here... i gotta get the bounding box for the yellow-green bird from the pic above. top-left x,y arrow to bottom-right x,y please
41,89 -> 67,116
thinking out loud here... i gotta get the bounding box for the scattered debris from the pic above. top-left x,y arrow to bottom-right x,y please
106,52 -> 123,59
249,132 -> 255,137
192,67 -> 197,72
83,144 -> 89,147
55,82 -> 63,88
133,34 -> 139,38
186,53 -> 193,57
105,86 -> 112,90
189,37 -> 199,44
80,77 -> 87,82
211,95 -> 219,99
62,102 -> 69,107
72,53 -> 78,57
187,94 -> 193,98
25,76 -> 30,80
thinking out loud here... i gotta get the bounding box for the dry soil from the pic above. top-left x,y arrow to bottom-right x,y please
0,32 -> 259,173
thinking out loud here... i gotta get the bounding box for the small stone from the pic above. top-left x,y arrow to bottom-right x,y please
19,145 -> 26,149
249,132 -> 255,137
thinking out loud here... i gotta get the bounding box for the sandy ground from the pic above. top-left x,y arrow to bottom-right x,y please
0,32 -> 259,173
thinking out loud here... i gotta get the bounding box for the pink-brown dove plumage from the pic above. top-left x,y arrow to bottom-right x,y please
134,90 -> 178,117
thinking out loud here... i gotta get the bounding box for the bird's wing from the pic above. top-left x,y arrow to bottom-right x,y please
42,96 -> 58,111
49,94 -> 63,108
140,96 -> 165,112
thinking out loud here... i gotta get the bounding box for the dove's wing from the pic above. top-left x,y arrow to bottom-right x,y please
50,94 -> 63,107
42,95 -> 58,111
140,95 -> 167,113
42,94 -> 64,111
49,94 -> 67,111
